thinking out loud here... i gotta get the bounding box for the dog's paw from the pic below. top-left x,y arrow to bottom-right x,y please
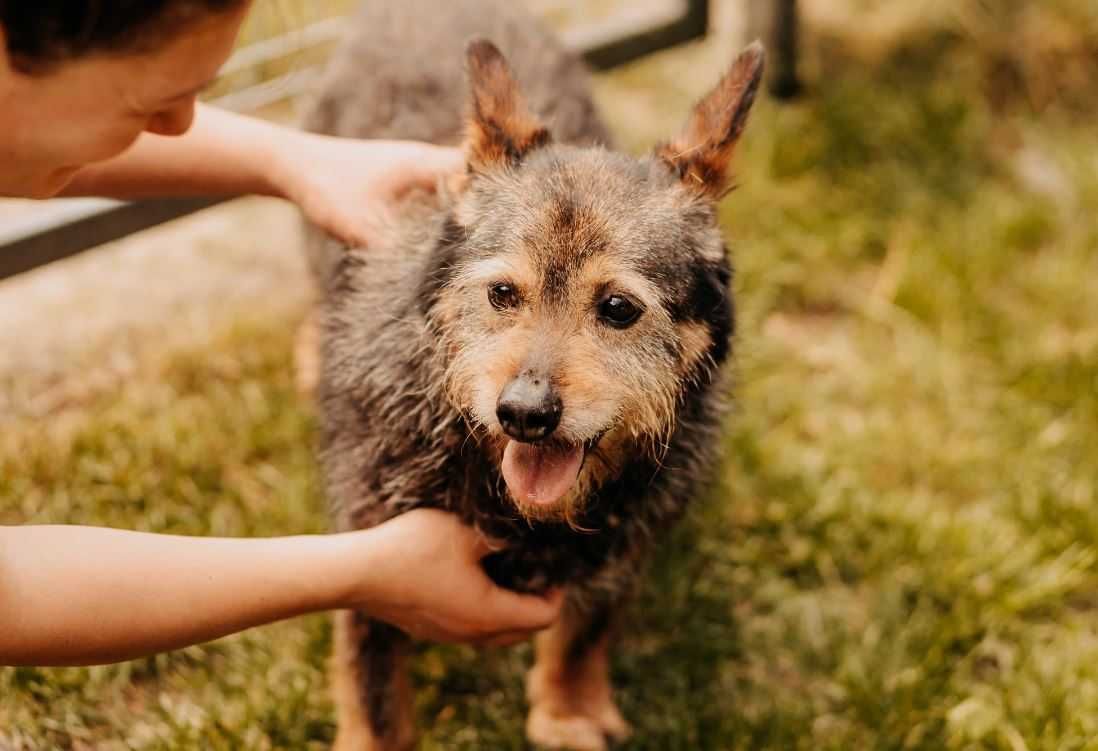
332,733 -> 411,751
293,311 -> 320,397
331,722 -> 414,751
527,705 -> 608,751
525,663 -> 632,747
591,701 -> 632,743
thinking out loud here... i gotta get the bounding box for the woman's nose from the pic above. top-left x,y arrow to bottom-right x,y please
145,98 -> 197,137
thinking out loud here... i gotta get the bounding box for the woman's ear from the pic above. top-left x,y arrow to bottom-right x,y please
0,23 -> 22,81
0,24 -> 11,76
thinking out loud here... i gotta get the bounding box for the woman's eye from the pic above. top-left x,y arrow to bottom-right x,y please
488,282 -> 520,310
598,294 -> 642,328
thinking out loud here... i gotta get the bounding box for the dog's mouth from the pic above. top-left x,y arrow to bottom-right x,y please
500,440 -> 585,507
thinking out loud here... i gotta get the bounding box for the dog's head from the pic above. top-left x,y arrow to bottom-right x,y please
427,40 -> 764,522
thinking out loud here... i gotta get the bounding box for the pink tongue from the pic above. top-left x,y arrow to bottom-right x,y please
501,441 -> 584,506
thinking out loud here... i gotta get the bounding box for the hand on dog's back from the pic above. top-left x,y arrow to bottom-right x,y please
285,138 -> 464,249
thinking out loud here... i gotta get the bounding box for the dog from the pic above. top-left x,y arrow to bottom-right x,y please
300,1 -> 763,748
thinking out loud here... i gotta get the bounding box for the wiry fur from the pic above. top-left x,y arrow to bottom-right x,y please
301,2 -> 762,749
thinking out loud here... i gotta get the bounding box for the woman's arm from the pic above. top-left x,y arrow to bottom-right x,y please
58,104 -> 463,247
0,510 -> 561,667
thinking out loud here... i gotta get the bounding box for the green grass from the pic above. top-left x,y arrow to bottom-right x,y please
4,4 -> 1098,749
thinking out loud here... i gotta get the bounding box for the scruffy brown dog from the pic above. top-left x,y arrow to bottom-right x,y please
300,1 -> 763,749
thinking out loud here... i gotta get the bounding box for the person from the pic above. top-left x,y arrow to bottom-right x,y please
0,0 -> 562,668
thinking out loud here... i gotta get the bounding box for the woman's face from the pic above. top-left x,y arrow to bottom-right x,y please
0,4 -> 250,198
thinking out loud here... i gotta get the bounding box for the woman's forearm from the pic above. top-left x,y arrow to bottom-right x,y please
51,104 -> 464,249
0,525 -> 357,666
57,105 -> 292,201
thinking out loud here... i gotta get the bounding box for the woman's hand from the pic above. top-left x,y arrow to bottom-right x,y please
275,135 -> 464,248
339,509 -> 563,645
0,512 -> 559,667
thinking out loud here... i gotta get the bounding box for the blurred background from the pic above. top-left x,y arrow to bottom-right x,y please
2,0 -> 1097,748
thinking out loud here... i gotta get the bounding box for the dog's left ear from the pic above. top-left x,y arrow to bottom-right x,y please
655,41 -> 765,200
464,39 -> 551,173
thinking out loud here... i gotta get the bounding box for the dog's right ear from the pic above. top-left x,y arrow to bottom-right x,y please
655,41 -> 765,200
463,39 -> 551,173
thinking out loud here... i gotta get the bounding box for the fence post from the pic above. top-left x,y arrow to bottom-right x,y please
747,0 -> 800,98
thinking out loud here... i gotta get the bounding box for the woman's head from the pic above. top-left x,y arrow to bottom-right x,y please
0,0 -> 251,198
1,1 -> 246,74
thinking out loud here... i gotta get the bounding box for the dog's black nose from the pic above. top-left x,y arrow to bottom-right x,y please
496,373 -> 562,442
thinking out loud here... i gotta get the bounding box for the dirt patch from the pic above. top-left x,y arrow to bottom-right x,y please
0,198 -> 310,421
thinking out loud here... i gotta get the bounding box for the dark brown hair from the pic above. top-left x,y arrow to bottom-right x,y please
0,0 -> 246,73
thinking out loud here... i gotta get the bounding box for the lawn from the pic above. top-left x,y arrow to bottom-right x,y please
3,1 -> 1098,749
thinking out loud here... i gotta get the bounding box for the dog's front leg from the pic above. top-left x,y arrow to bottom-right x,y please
331,611 -> 415,751
526,599 -> 632,751
292,306 -> 321,397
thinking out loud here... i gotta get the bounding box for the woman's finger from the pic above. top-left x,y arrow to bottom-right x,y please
396,144 -> 464,192
481,630 -> 535,648
470,528 -> 509,559
482,586 -> 565,632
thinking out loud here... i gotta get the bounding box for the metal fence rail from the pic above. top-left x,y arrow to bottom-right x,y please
0,0 -> 711,282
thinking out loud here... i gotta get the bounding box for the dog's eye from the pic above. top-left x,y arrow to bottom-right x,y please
598,294 -> 642,328
488,282 -> 520,310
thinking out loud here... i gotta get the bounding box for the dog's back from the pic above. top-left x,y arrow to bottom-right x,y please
304,0 -> 606,144
302,0 -> 610,288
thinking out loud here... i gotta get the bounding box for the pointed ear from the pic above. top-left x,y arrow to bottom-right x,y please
464,39 -> 551,172
655,41 -> 765,200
